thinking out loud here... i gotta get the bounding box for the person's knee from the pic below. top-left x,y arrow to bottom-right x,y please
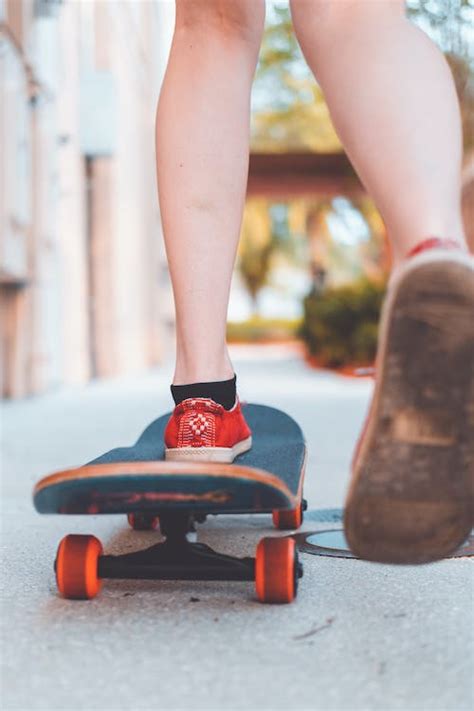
175,0 -> 265,47
290,0 -> 406,54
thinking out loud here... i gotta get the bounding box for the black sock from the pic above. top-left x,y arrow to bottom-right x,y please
171,375 -> 237,411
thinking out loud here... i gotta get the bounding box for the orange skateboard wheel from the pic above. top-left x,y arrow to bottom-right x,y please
55,534 -> 103,600
127,513 -> 160,531
272,501 -> 303,530
255,537 -> 298,604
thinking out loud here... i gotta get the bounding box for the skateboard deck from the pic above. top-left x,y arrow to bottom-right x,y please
33,404 -> 307,604
34,404 -> 306,518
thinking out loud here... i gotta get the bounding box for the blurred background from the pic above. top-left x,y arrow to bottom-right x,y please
1,0 -> 473,400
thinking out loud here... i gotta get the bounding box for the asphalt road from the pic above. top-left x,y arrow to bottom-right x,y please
1,345 -> 472,710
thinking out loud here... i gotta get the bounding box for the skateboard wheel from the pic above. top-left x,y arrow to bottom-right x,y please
127,513 -> 160,531
255,537 -> 298,604
272,500 -> 303,530
55,534 -> 103,600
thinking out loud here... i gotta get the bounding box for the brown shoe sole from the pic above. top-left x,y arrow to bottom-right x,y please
345,254 -> 474,564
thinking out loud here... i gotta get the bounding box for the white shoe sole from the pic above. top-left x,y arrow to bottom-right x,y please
165,436 -> 252,464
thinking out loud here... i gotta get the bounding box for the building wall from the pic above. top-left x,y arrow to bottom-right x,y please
0,0 -> 174,398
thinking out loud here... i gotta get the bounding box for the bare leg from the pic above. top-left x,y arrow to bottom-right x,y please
290,0 -> 467,264
156,0 -> 265,385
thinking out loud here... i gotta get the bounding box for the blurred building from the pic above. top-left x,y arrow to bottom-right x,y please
2,2 -> 472,401
0,0 -> 174,398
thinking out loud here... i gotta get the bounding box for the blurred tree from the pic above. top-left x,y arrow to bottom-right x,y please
245,0 -> 473,301
407,0 -> 473,56
238,199 -> 305,313
238,199 -> 274,315
251,5 -> 340,152
352,197 -> 391,281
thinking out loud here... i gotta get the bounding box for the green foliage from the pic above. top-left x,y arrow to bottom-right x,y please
407,0 -> 473,56
239,240 -> 275,309
301,278 -> 386,367
238,199 -> 275,312
227,317 -> 302,343
238,201 -> 303,313
251,4 -> 340,152
256,6 -> 301,96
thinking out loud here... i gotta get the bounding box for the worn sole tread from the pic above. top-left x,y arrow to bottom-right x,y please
345,256 -> 474,564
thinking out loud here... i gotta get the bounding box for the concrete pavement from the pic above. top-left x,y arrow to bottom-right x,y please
1,345 -> 473,710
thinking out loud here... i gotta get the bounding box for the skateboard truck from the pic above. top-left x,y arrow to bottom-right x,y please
54,511 -> 303,603
99,514 -> 259,582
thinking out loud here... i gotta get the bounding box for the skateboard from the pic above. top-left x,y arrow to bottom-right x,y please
34,404 -> 307,604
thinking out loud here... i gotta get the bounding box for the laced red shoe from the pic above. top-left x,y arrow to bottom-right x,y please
164,397 -> 252,463
345,237 -> 474,564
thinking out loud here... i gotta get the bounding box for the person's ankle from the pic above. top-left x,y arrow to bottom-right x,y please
171,374 -> 237,411
173,351 -> 234,385
391,232 -> 468,270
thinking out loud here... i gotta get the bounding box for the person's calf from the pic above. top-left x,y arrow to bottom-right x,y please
289,0 -> 406,66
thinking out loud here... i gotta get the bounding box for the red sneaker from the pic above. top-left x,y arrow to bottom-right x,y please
164,397 -> 252,463
345,237 -> 474,564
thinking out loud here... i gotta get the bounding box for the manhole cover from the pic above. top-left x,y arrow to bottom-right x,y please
295,509 -> 474,559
